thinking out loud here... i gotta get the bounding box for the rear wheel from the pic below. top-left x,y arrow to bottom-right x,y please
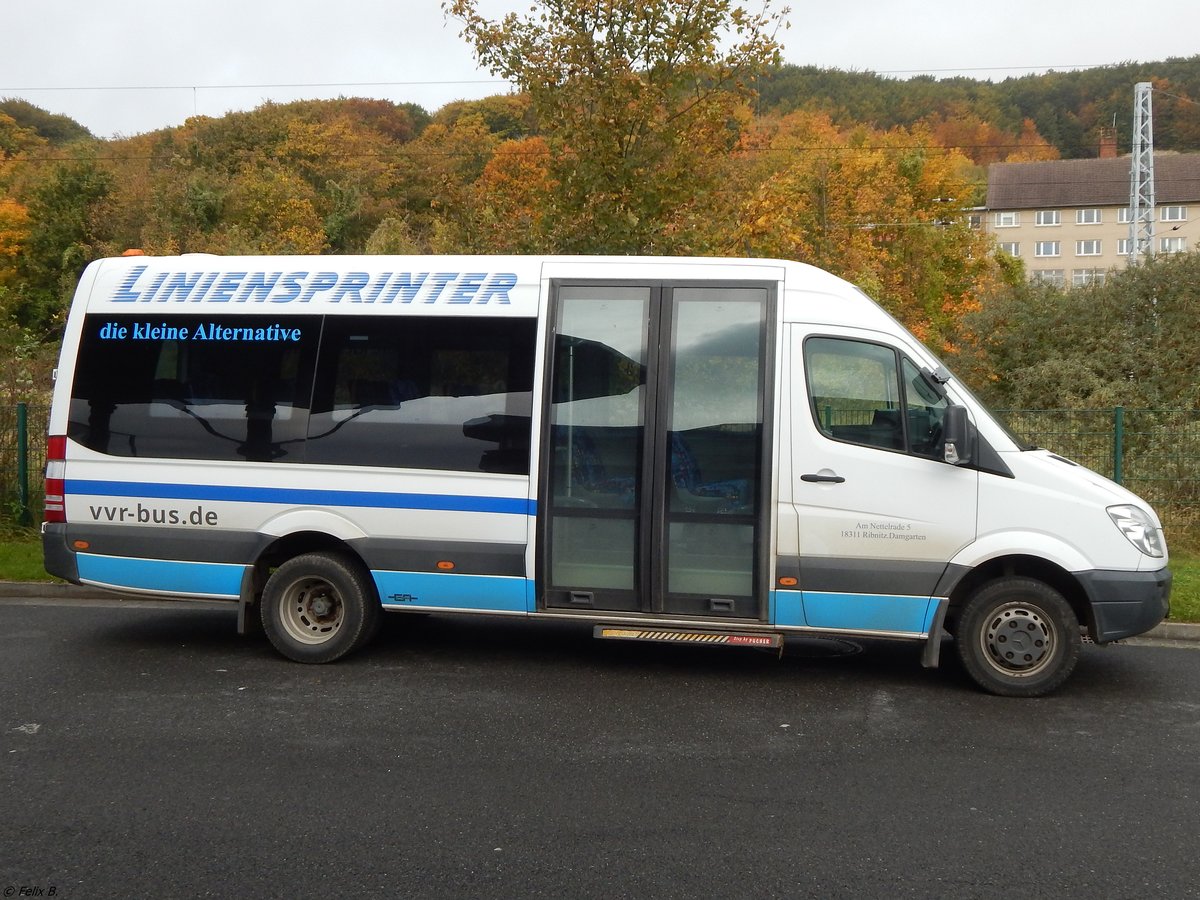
955,577 -> 1080,697
260,552 -> 381,663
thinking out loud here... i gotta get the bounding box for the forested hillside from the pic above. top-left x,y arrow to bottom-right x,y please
760,56 -> 1200,159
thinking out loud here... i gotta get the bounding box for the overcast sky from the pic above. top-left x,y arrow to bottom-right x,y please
3,0 -> 1198,139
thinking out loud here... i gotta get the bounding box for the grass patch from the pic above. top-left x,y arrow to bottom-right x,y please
0,531 -> 1197,623
0,533 -> 53,582
1167,552 -> 1200,624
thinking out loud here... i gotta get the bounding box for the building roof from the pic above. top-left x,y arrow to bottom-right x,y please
986,153 -> 1200,210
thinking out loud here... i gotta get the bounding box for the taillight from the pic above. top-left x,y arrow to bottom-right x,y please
44,435 -> 67,524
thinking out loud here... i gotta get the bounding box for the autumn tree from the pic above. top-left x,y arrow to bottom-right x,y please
923,113 -> 1058,166
396,111 -> 501,248
431,95 -> 535,140
437,136 -> 557,253
719,110 -> 1014,349
88,98 -> 422,257
12,158 -> 113,335
443,0 -> 788,254
0,99 -> 93,146
0,116 -> 38,271
0,198 -> 29,273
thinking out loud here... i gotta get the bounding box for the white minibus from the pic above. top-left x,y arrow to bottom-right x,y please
43,254 -> 1171,696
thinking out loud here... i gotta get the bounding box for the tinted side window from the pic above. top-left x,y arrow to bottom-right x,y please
806,337 -> 904,451
900,358 -> 950,458
306,317 -> 536,474
69,315 -> 317,462
805,337 -> 949,458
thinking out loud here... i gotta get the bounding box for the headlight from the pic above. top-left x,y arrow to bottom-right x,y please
1107,505 -> 1166,558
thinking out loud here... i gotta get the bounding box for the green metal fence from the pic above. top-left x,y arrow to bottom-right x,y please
0,403 -> 48,526
995,408 -> 1200,498
996,408 -> 1200,545
2,404 -> 1196,542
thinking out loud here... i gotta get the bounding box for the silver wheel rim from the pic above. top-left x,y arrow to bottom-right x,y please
277,576 -> 345,646
978,601 -> 1057,678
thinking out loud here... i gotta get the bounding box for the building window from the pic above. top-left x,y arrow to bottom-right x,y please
1160,237 -> 1188,253
1072,269 -> 1105,287
1076,240 -> 1102,256
1117,238 -> 1134,255
1035,241 -> 1061,257
1076,208 -> 1102,225
1032,270 -> 1065,287
1161,206 -> 1187,222
967,213 -> 982,230
993,211 -> 1019,228
997,242 -> 1020,257
1035,210 -> 1060,226
1118,207 -> 1132,223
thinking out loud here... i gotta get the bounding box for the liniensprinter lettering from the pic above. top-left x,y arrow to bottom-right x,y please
108,269 -> 517,304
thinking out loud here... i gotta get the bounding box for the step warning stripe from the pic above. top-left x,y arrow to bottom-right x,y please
593,627 -> 782,649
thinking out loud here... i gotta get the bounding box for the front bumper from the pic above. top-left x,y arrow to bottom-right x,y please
1079,567 -> 1172,642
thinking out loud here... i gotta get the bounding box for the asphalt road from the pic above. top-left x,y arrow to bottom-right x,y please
2,597 -> 1199,899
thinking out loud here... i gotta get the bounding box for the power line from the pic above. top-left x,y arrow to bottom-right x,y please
816,63 -> 1126,76
2,58 -> 1191,95
1154,88 -> 1200,108
0,79 -> 507,93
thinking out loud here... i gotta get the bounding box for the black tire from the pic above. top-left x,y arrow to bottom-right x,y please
955,576 -> 1081,697
260,552 -> 381,664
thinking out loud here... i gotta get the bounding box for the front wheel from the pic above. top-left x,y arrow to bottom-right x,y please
260,552 -> 381,664
955,577 -> 1081,697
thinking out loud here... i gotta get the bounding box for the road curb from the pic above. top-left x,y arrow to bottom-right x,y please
1140,621 -> 1200,642
2,581 -> 1198,642
0,581 -> 115,601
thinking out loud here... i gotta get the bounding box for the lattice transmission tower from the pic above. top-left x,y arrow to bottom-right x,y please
1128,81 -> 1155,262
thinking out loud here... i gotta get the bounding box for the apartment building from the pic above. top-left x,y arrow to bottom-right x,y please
983,151 -> 1200,286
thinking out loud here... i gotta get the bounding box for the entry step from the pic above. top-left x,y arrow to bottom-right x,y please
593,626 -> 783,649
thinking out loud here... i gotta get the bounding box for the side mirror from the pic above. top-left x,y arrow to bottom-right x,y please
942,405 -> 973,466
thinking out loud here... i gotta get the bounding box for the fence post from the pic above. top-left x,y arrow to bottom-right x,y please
1112,406 -> 1125,485
16,401 -> 31,526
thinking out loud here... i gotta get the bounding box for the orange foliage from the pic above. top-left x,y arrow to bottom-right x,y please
0,197 -> 29,259
471,136 -> 556,253
1005,118 -> 1059,163
924,114 -> 1058,165
719,111 -> 1012,350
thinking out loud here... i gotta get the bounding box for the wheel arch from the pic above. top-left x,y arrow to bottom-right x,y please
240,530 -> 377,613
944,554 -> 1095,639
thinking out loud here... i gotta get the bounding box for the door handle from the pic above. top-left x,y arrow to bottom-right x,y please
800,473 -> 846,484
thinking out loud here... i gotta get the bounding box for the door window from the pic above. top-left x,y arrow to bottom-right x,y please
665,289 -> 766,599
805,337 -> 948,459
546,286 -> 650,595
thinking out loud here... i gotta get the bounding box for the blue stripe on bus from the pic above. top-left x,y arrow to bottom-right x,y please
774,590 -> 935,633
803,591 -> 934,633
66,479 -> 535,516
77,553 -> 246,598
374,571 -> 529,613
